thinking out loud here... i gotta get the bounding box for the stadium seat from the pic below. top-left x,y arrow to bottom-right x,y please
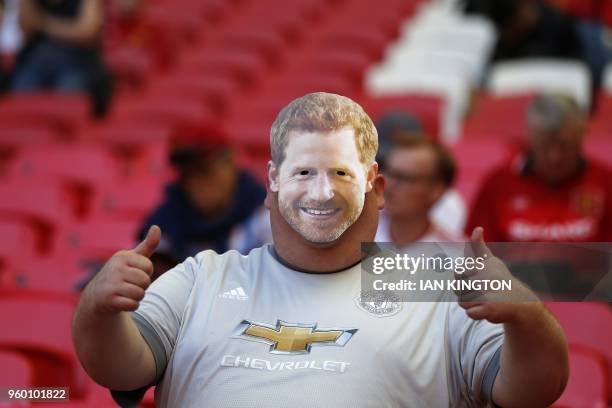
487,59 -> 592,109
90,180 -> 165,222
289,50 -> 372,89
212,28 -> 288,67
8,144 -> 121,187
5,254 -> 90,298
0,183 -> 72,253
0,350 -> 34,387
461,93 -> 535,145
146,74 -> 242,115
0,92 -> 90,139
0,220 -> 38,268
553,346 -> 608,408
177,50 -> 268,89
0,124 -> 56,150
105,47 -> 155,90
546,302 -> 612,401
451,139 -> 516,205
358,94 -> 443,138
109,97 -> 215,129
86,120 -> 171,149
312,28 -> 388,60
52,219 -> 140,264
226,122 -> 272,155
365,67 -> 469,139
0,295 -> 88,398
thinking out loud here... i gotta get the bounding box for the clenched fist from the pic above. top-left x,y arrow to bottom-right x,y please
89,225 -> 161,314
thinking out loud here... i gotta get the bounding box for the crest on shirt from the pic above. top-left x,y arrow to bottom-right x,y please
232,320 -> 357,355
511,195 -> 529,212
355,290 -> 402,317
570,188 -> 604,217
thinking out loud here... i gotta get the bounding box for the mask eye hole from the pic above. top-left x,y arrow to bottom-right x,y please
299,170 -> 309,176
337,170 -> 347,176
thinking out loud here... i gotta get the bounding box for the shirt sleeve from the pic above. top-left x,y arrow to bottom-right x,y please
132,256 -> 197,375
447,302 -> 505,406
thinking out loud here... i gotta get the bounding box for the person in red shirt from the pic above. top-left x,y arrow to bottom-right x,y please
467,93 -> 612,242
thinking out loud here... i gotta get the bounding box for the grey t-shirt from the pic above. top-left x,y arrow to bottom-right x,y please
128,245 -> 503,407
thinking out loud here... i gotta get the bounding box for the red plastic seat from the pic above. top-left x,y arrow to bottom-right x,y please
177,50 -> 267,89
0,92 -> 90,139
0,221 -> 38,267
0,350 -> 34,387
226,122 -> 271,155
289,50 -> 372,88
0,295 -> 88,398
553,347 -> 608,408
110,97 -> 214,129
146,74 -> 242,115
313,27 -> 388,60
5,254 -> 90,298
8,144 -> 121,187
358,94 -> 444,139
90,180 -> 165,222
52,219 -> 140,268
0,124 -> 56,151
212,28 -> 288,66
86,120 -> 171,149
462,93 -> 536,146
546,302 -> 612,401
451,139 -> 516,205
0,182 -> 72,252
105,47 -> 155,90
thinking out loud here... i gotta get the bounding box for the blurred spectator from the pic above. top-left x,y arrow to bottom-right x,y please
0,0 -> 6,92
465,0 -> 612,89
11,0 -> 112,115
376,137 -> 464,243
376,111 -> 467,236
466,93 -> 612,242
544,0 -> 612,27
0,0 -> 22,90
139,122 -> 268,277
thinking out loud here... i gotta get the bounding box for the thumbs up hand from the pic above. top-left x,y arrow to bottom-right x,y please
89,225 -> 161,314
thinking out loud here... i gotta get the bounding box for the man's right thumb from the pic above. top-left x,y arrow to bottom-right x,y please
133,225 -> 161,257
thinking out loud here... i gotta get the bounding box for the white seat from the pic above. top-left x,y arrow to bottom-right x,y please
385,48 -> 485,85
487,59 -> 592,108
365,65 -> 470,140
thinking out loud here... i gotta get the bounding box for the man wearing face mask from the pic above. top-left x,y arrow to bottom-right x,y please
72,93 -> 568,407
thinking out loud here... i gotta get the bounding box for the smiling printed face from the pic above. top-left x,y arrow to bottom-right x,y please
269,127 -> 376,244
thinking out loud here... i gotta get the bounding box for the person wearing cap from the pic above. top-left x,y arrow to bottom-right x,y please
138,121 -> 267,278
467,93 -> 612,242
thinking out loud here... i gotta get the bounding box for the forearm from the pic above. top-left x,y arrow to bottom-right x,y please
493,302 -> 568,407
39,15 -> 100,46
72,287 -> 156,391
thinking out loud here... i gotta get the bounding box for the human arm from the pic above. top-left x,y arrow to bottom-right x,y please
72,226 -> 160,391
460,228 -> 569,407
19,0 -> 103,46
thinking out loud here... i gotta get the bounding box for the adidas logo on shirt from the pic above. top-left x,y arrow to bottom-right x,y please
218,287 -> 249,301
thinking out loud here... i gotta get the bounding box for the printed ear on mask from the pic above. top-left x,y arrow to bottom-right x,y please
365,162 -> 378,193
268,161 -> 280,192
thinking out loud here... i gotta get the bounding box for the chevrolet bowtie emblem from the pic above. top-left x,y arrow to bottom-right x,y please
232,320 -> 357,355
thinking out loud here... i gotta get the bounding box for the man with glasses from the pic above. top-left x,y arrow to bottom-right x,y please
377,137 -> 463,243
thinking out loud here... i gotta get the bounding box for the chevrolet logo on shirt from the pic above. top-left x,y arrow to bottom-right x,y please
232,320 -> 357,355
